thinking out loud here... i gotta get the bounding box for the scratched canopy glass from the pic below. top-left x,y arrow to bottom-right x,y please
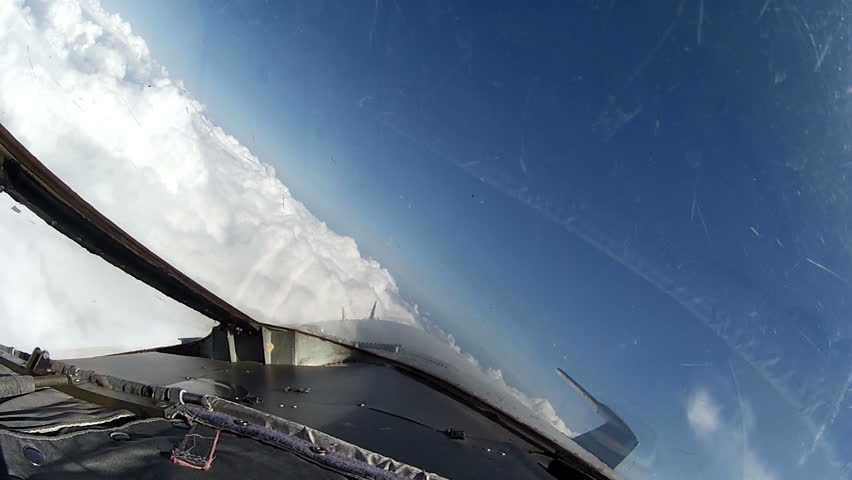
3,0 -> 851,478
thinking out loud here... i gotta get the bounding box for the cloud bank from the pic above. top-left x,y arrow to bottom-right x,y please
0,0 -> 577,446
0,0 -> 419,354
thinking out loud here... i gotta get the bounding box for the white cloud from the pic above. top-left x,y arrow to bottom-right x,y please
0,0 -> 419,356
0,0 -> 581,454
686,387 -> 777,480
687,388 -> 720,435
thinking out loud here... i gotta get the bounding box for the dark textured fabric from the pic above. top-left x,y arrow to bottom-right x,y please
170,423 -> 220,470
0,387 -> 134,435
0,376 -> 34,399
0,365 -> 382,479
0,366 -> 133,436
1,417 -> 349,479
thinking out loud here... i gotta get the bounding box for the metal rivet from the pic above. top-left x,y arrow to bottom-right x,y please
358,403 -> 366,407
234,419 -> 249,426
310,446 -> 328,455
279,404 -> 285,408
500,452 -> 507,456
109,432 -> 131,441
292,405 -> 298,408
22,446 -> 46,466
155,401 -> 171,408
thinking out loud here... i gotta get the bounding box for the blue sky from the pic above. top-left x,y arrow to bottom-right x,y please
101,1 -> 852,478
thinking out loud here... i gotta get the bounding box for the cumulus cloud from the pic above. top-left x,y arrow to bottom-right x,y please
0,0 -> 418,354
0,0 -> 576,448
686,388 -> 777,480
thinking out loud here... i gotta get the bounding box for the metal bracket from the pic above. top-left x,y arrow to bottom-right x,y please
25,347 -> 51,374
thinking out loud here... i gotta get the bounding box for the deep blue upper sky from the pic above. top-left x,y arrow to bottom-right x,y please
104,1 -> 852,478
